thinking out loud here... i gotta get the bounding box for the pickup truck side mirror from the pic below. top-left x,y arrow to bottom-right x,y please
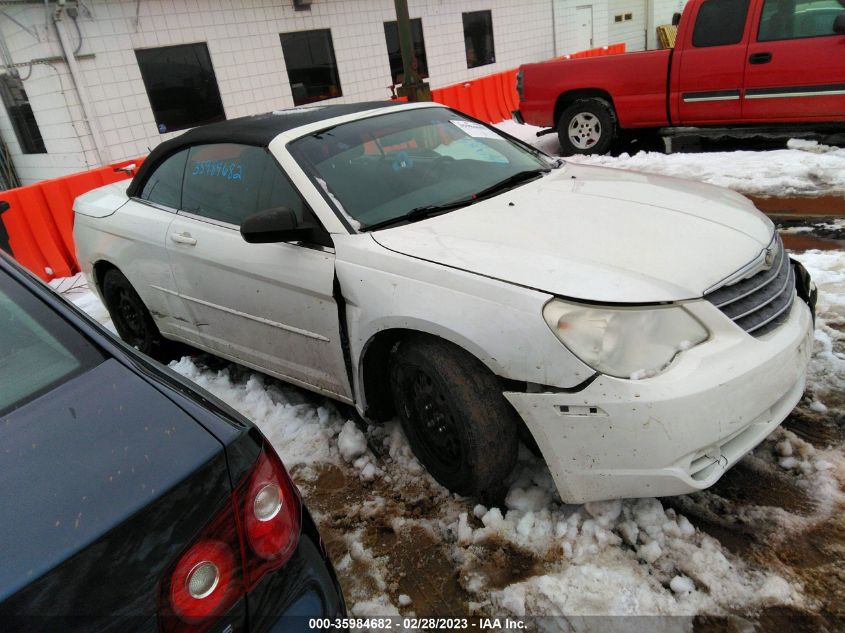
240,207 -> 315,244
671,12 -> 681,26
834,12 -> 845,35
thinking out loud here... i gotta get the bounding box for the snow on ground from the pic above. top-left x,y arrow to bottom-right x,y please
49,239 -> 845,624
496,120 -> 845,198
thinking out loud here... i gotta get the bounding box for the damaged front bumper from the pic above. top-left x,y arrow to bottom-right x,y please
505,296 -> 815,504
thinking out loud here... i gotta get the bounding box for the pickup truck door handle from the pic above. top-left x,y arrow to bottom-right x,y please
170,232 -> 197,246
749,52 -> 772,65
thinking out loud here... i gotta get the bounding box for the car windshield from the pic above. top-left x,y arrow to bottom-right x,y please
288,107 -> 555,230
0,273 -> 104,415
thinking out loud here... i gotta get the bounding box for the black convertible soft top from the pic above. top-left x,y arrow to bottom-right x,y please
126,101 -> 400,197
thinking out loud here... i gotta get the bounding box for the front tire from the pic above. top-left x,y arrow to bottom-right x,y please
388,336 -> 519,499
101,268 -> 169,360
557,98 -> 617,155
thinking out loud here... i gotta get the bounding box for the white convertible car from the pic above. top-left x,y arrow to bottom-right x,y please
73,102 -> 817,503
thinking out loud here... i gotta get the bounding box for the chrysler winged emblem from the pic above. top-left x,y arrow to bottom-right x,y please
764,247 -> 776,268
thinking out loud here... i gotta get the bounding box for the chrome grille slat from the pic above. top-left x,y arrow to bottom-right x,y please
704,235 -> 796,338
745,288 -> 795,334
709,246 -> 785,309
721,252 -> 791,320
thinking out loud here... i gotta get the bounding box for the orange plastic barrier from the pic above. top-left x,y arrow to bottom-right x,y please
0,157 -> 143,281
431,44 -> 626,124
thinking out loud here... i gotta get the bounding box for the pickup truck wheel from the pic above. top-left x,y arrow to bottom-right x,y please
388,336 -> 519,499
102,269 -> 168,360
557,99 -> 616,155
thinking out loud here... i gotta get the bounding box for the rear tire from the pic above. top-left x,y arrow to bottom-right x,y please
388,335 -> 519,499
557,98 -> 617,155
101,268 -> 169,361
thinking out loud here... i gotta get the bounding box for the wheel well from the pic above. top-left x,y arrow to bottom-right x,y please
553,89 -> 615,128
92,260 -> 118,294
359,329 -> 539,454
360,329 -> 492,422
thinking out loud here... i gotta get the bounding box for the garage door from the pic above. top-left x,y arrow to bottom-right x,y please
608,0 -> 648,51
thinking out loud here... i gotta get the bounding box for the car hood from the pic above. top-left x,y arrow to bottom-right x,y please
371,163 -> 774,303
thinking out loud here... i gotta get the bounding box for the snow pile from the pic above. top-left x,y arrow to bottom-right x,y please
792,250 -> 845,396
496,120 -> 845,198
170,357 -> 351,470
50,274 -> 115,333
455,455 -> 801,616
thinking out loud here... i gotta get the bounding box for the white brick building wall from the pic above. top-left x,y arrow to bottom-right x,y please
0,0 -> 647,186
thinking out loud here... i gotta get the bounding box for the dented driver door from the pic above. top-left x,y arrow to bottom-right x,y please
165,143 -> 352,401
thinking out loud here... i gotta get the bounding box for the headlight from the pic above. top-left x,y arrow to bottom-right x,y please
543,299 -> 709,379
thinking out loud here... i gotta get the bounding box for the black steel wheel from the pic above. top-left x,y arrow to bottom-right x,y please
101,268 -> 168,360
389,335 -> 519,499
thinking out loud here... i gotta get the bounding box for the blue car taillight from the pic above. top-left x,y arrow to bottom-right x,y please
159,442 -> 301,632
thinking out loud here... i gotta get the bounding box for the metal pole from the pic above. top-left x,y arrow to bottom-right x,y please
393,0 -> 430,102
54,6 -> 108,165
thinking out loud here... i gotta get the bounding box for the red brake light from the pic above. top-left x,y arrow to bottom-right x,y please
159,443 -> 301,632
169,539 -> 238,622
242,448 -> 301,588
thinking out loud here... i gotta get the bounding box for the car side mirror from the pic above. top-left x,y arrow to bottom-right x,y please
834,12 -> 845,34
0,201 -> 9,214
671,12 -> 681,26
240,207 -> 314,244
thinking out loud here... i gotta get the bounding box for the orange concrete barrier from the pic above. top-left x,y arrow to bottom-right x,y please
0,157 -> 143,281
431,44 -> 626,124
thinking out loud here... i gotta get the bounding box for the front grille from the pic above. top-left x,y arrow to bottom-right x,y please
704,235 -> 795,337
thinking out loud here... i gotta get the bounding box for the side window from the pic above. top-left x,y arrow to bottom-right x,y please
692,0 -> 750,47
759,0 -> 844,41
181,144 -> 265,226
258,162 -> 312,226
140,149 -> 189,209
181,143 -> 321,236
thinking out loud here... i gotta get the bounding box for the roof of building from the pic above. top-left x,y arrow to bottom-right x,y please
126,101 -> 400,197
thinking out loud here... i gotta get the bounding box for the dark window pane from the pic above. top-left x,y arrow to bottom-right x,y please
182,144 -> 271,226
140,149 -> 188,209
759,0 -> 844,41
0,74 -> 46,154
0,274 -> 104,416
463,10 -> 496,68
135,43 -> 226,134
280,29 -> 343,106
692,0 -> 750,47
383,19 -> 429,85
257,162 -> 311,224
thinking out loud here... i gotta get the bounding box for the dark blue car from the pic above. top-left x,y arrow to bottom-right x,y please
0,253 -> 345,632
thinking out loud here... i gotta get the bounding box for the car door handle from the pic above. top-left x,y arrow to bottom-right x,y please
749,52 -> 772,65
170,233 -> 197,246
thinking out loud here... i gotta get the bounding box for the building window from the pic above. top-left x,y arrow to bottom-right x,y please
135,43 -> 226,134
0,74 -> 46,154
383,19 -> 429,85
463,10 -> 496,68
280,29 -> 343,106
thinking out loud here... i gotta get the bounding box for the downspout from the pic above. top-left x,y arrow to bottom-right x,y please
551,0 -> 557,57
53,1 -> 108,165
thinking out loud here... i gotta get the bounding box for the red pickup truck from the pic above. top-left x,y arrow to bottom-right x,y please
514,0 -> 845,154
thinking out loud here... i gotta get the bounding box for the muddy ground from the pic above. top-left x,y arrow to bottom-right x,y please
293,395 -> 845,632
